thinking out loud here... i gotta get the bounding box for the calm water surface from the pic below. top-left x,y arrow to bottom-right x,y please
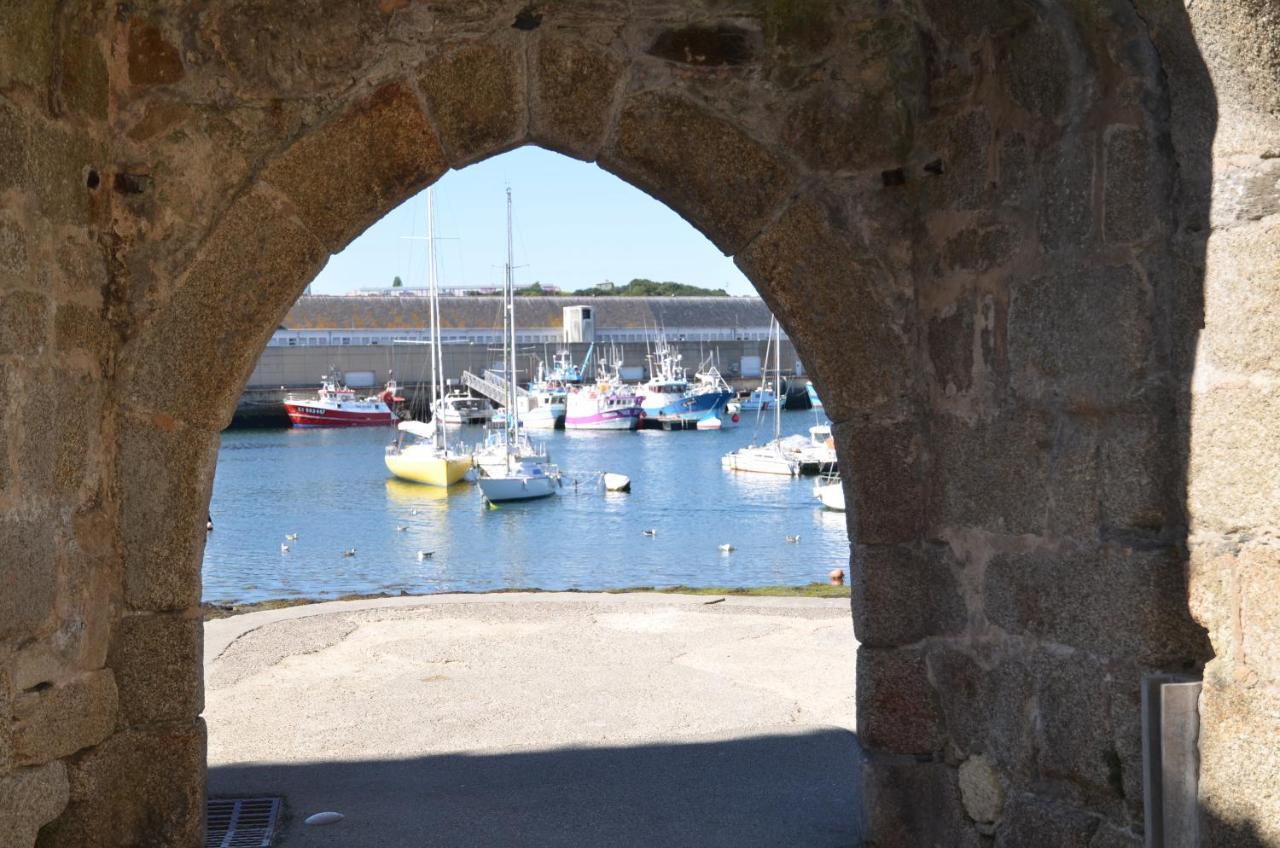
204,411 -> 849,603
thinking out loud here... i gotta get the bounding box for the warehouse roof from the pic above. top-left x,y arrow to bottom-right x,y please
281,296 -> 775,331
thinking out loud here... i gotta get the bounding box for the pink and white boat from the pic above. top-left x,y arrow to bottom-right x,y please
565,383 -> 643,430
283,369 -> 401,428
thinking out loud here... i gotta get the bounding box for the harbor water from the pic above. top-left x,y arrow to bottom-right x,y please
203,410 -> 849,604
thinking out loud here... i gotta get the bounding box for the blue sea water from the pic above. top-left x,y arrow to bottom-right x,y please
203,410 -> 849,603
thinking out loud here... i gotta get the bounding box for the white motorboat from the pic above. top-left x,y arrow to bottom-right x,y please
813,473 -> 845,511
433,388 -> 494,425
475,187 -> 558,503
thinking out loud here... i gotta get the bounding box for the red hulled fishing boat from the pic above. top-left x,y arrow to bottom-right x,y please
283,369 -> 402,428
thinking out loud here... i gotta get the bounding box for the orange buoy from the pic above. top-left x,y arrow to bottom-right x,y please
829,568 -> 845,586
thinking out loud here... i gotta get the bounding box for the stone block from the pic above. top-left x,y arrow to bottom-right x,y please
1037,137 -> 1093,250
925,110 -> 992,210
1090,825 -> 1142,848
942,225 -> 1016,273
1188,384 -> 1280,535
0,762 -> 69,848
118,185 -> 327,430
53,304 -> 110,364
927,647 -> 1036,780
1031,653 -> 1121,804
928,296 -> 975,394
16,367 -> 103,499
0,291 -> 48,356
851,543 -> 967,647
116,417 -> 219,611
0,219 -> 28,274
735,200 -> 913,422
602,90 -> 792,255
0,511 -> 56,642
929,408 -> 1050,537
24,115 -> 98,227
38,720 -> 206,848
984,544 -> 1208,664
1007,261 -> 1150,408
784,86 -> 912,172
1237,545 -> 1280,682
1098,413 -> 1174,532
529,39 -> 622,159
857,646 -> 944,755
958,753 -> 1006,828
1003,23 -> 1071,121
108,613 -> 203,725
994,793 -> 1100,847
1199,217 -> 1280,375
0,100 -> 26,193
861,757 -> 981,848
419,42 -> 524,166
836,421 -> 925,545
262,82 -> 446,252
1103,127 -> 1157,243
1197,681 -> 1280,847
12,670 -> 117,766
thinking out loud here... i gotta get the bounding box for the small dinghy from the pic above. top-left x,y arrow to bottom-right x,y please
603,472 -> 631,492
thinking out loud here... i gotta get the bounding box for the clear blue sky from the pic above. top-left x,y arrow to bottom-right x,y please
308,146 -> 756,296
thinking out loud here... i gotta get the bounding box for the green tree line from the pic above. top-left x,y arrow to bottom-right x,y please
514,279 -> 730,297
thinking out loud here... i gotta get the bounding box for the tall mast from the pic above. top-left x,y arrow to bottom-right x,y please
504,186 -> 516,458
425,188 -> 440,444
773,317 -> 782,441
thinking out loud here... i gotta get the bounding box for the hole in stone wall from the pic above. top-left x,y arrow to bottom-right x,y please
512,7 -> 542,31
881,168 -> 906,187
648,25 -> 756,66
923,159 -> 945,176
86,169 -> 101,190
113,171 -> 149,195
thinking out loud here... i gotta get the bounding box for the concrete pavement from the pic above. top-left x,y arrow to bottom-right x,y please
204,593 -> 861,846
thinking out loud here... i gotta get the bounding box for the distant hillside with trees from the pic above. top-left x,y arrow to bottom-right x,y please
513,279 -> 730,297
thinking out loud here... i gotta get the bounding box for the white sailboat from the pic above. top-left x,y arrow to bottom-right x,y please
813,472 -> 845,511
384,188 -> 472,487
721,317 -> 800,476
476,187 -> 559,503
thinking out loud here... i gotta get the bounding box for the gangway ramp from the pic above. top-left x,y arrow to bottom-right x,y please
462,370 -> 528,406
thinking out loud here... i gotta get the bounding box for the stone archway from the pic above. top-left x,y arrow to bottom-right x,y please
3,2 -> 1277,846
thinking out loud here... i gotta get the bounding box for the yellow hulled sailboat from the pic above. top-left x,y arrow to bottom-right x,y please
383,187 -> 473,487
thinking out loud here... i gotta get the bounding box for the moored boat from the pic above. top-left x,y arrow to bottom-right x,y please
813,472 -> 845,511
433,387 -> 494,425
283,369 -> 400,427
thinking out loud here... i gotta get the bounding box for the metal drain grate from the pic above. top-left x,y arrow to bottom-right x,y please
205,797 -> 282,848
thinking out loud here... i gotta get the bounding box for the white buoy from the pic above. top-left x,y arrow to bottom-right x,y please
719,544 -> 735,553
603,472 -> 631,492
696,416 -> 722,430
304,811 -> 345,826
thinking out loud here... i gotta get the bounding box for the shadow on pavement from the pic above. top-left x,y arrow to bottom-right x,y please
209,728 -> 863,847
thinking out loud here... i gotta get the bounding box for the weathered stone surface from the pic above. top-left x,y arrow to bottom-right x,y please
530,39 -> 622,159
117,418 -> 219,611
1197,681 -> 1280,847
927,647 -> 1036,779
15,368 -> 104,500
1198,217 -> 1280,375
262,82 -> 446,252
736,199 -> 912,422
12,671 -> 118,766
958,754 -> 1005,827
38,720 -> 206,848
995,793 -> 1100,847
1002,22 -> 1071,120
0,512 -> 56,642
0,762 -> 69,848
603,91 -> 792,255
926,110 -> 992,210
419,42 -> 524,166
984,544 -> 1208,663
1008,262 -> 1150,407
857,646 -> 943,754
0,291 -> 48,356
118,186 -> 328,429
109,613 -> 203,725
862,758 -> 980,848
0,219 -> 28,275
1237,545 -> 1280,682
1090,825 -> 1142,848
127,21 -> 184,86
851,543 -> 966,647
785,87 -> 912,172
1103,127 -> 1157,243
928,296 -> 975,394
836,421 -> 925,545
930,408 -> 1050,537
53,303 -> 110,364
942,225 -> 1016,273
1187,384 -> 1280,535
1038,138 -> 1093,250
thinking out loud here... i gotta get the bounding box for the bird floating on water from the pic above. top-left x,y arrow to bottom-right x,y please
342,547 -> 357,557
280,543 -> 290,553
417,550 -> 433,561
785,535 -> 801,543
410,509 -> 420,515
642,529 -> 658,537
285,533 -> 299,541
719,544 -> 735,553
396,526 -> 409,532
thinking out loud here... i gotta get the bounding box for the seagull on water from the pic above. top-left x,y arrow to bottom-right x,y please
280,543 -> 290,553
342,547 -> 357,558
642,529 -> 657,537
719,544 -> 735,553
417,550 -> 433,561
396,526 -> 409,532
785,535 -> 801,543
285,533 -> 299,541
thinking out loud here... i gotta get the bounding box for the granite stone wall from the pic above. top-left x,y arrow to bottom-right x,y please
0,2 -> 1274,846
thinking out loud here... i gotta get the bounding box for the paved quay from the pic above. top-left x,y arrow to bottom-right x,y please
205,592 -> 861,847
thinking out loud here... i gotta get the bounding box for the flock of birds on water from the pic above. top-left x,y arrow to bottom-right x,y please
272,527 -> 803,560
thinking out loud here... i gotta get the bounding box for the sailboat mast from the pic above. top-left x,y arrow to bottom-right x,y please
504,186 -> 516,457
773,317 -> 782,440
426,188 -> 447,449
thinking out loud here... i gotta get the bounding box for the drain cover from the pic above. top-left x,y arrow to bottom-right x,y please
205,797 -> 282,848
